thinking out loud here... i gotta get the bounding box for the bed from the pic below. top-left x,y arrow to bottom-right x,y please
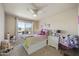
23,29 -> 48,55
23,34 -> 47,55
59,35 -> 79,50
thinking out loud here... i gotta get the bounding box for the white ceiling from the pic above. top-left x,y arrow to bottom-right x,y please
37,3 -> 78,19
3,3 -> 36,20
3,3 -> 78,20
31,3 -> 50,10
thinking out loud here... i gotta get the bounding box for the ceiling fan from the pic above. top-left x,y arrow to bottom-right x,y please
29,8 -> 38,17
28,4 -> 40,17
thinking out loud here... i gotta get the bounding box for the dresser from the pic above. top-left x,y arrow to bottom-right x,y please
48,36 -> 59,50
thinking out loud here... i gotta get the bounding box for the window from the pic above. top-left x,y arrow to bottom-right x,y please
17,20 -> 33,35
17,22 -> 25,32
25,23 -> 32,28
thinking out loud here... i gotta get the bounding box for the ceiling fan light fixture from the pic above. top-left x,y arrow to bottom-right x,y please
33,14 -> 37,17
30,8 -> 34,14
28,8 -> 38,17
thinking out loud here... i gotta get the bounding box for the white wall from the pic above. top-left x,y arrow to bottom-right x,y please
5,14 -> 16,36
40,8 -> 78,35
78,5 -> 79,35
78,4 -> 79,16
0,4 -> 5,41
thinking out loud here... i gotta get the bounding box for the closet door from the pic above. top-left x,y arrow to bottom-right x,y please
48,36 -> 58,50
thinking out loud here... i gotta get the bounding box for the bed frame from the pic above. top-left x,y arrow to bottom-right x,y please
23,38 -> 47,55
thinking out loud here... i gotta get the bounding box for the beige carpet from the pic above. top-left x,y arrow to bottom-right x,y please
5,39 -> 62,56
6,45 -> 62,56
31,46 -> 62,56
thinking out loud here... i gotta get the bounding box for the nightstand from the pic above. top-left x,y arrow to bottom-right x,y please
48,36 -> 59,50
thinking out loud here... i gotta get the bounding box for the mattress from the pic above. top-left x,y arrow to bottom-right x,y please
24,35 -> 47,48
